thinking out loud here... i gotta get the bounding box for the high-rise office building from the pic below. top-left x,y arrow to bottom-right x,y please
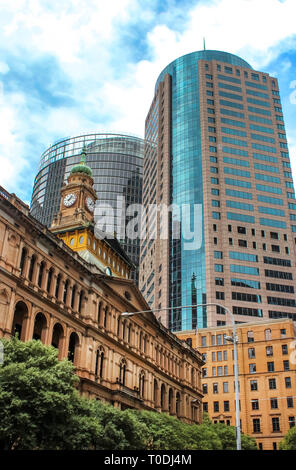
139,50 -> 296,331
30,133 -> 144,280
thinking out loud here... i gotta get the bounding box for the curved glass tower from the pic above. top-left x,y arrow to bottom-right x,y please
139,50 -> 296,331
31,133 -> 144,280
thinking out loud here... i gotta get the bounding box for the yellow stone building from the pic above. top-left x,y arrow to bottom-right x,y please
177,319 -> 296,449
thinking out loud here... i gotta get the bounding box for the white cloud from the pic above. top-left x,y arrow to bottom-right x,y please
146,0 -> 296,70
0,62 -> 9,74
0,0 -> 296,200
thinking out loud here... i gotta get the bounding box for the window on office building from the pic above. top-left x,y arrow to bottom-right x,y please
272,417 -> 280,432
250,380 -> 258,391
248,348 -> 255,359
285,377 -> 292,388
270,398 -> 278,409
287,397 -> 294,408
253,418 -> 261,433
269,378 -> 277,390
289,417 -> 295,428
214,401 -> 219,412
251,399 -> 259,410
224,401 -> 230,412
247,331 -> 254,342
282,344 -> 288,355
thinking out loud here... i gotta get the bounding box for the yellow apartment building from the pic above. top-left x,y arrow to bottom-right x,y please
176,318 -> 296,450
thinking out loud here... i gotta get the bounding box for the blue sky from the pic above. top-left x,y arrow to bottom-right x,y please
0,0 -> 296,204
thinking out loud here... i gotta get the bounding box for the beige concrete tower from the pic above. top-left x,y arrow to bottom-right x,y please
139,50 -> 296,331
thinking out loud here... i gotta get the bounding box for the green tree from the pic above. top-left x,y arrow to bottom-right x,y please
279,426 -> 296,450
0,337 -> 101,450
132,409 -> 196,450
90,401 -> 148,450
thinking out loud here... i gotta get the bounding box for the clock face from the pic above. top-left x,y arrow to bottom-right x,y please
86,197 -> 95,212
63,193 -> 77,207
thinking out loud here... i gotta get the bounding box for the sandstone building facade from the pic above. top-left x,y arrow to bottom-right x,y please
177,319 -> 296,448
0,162 -> 203,423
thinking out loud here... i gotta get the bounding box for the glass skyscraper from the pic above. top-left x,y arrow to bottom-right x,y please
139,50 -> 296,331
30,133 -> 144,280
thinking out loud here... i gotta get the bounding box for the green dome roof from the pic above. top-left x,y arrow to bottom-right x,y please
70,147 -> 92,177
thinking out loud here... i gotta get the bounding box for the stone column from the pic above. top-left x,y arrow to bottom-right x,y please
49,272 -> 58,298
65,281 -> 73,308
22,252 -> 31,280
41,265 -> 49,292
57,276 -> 65,303
31,256 -> 41,286
73,287 -> 80,313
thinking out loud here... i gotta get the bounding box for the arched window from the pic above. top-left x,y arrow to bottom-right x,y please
33,312 -> 47,342
68,332 -> 79,365
63,279 -> 69,304
191,367 -> 195,387
117,316 -> 121,337
176,392 -> 181,417
97,302 -> 102,323
12,301 -> 28,340
71,284 -> 76,309
143,335 -> 147,353
139,332 -> 143,351
122,321 -> 126,341
168,388 -> 173,414
160,384 -> 166,410
139,371 -> 145,398
78,290 -> 84,313
153,379 -> 158,404
47,268 -> 53,293
119,359 -> 127,386
51,323 -> 64,353
95,347 -> 105,379
55,274 -> 61,298
19,247 -> 27,275
103,306 -> 108,328
127,323 -> 131,343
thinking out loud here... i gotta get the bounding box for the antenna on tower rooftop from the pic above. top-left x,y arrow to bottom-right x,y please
203,37 -> 206,50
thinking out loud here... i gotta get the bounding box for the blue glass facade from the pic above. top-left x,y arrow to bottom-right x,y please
155,51 -> 252,331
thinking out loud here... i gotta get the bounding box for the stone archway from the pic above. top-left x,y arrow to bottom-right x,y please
68,331 -> 80,365
32,312 -> 47,343
51,322 -> 64,358
12,301 -> 29,340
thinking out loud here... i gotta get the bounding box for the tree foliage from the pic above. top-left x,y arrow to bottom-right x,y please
279,426 -> 296,450
0,337 -> 257,450
0,337 -> 101,450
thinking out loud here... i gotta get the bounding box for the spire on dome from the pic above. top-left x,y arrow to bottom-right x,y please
70,146 -> 92,177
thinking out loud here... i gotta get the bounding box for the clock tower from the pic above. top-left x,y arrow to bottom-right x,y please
50,148 -> 134,279
50,147 -> 97,233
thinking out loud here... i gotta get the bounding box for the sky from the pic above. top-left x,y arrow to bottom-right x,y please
0,0 -> 296,204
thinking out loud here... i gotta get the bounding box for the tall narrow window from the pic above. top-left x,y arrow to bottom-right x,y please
19,247 -> 27,276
